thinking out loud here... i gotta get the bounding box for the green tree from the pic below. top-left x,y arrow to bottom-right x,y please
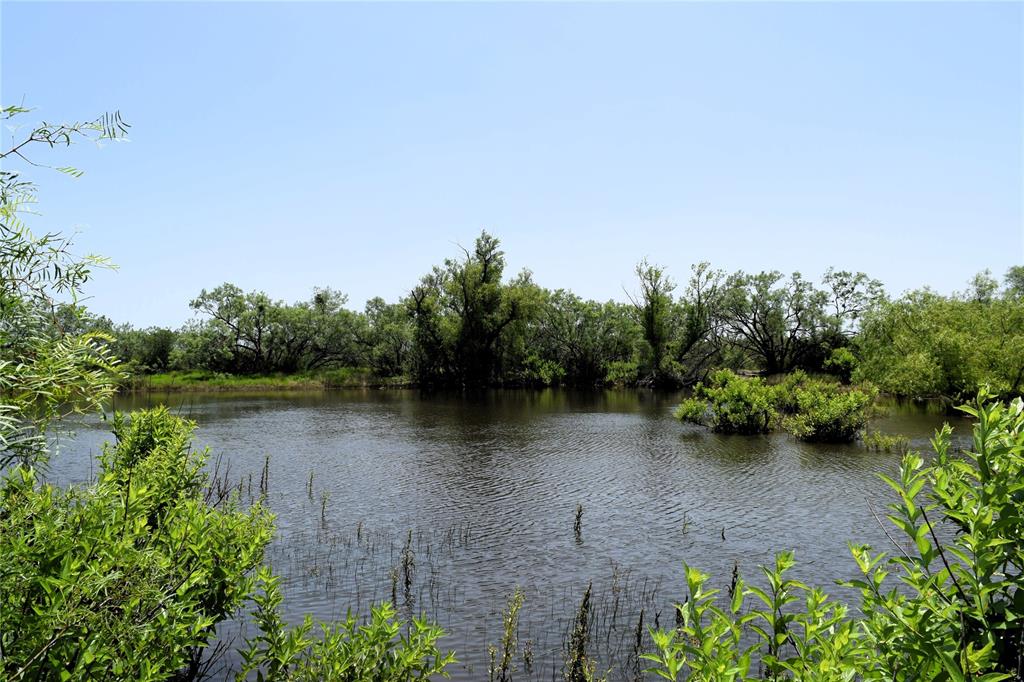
1003,264 -> 1024,300
855,282 -> 1024,400
186,284 -> 362,374
627,259 -> 676,386
0,106 -> 126,466
357,296 -> 414,377
532,291 -> 639,386
670,262 -> 727,385
716,269 -> 879,375
405,231 -> 537,387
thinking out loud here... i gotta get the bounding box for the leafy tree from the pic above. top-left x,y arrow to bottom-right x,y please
0,106 -> 126,466
627,259 -> 676,386
405,231 -> 538,387
1003,265 -> 1024,300
532,291 -> 639,386
855,277 -> 1024,400
186,284 -> 362,374
356,297 -> 413,377
717,269 -> 879,374
670,262 -> 727,385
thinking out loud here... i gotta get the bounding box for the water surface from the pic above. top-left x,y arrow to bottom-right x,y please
56,389 -> 966,680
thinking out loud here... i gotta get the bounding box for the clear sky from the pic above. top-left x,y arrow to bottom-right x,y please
2,1 -> 1021,327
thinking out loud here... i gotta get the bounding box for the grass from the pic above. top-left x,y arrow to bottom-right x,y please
122,368 -> 412,392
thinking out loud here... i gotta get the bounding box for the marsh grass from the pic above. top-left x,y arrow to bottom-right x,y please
122,369 -> 413,392
861,429 -> 910,454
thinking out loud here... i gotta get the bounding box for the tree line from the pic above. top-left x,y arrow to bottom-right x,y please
88,231 -> 1024,399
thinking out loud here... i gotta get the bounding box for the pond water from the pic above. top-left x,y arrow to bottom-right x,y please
53,389 -> 967,680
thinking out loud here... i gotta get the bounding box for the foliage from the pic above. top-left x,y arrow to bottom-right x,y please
0,106 -> 126,465
488,588 -> 525,682
678,370 -> 877,443
185,284 -> 363,375
854,276 -> 1024,400
823,346 -> 857,384
780,382 -> 877,443
236,568 -> 455,682
627,260 -> 677,386
675,370 -> 777,435
357,297 -> 414,378
861,429 -> 909,454
716,269 -> 881,375
669,262 -> 727,385
564,582 -> 606,682
648,394 -> 1024,680
532,290 -> 638,387
0,408 -> 275,681
405,231 -> 540,387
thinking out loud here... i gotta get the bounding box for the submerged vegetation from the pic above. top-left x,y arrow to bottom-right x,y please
861,429 -> 910,454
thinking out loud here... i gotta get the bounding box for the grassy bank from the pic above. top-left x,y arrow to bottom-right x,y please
121,368 -> 413,392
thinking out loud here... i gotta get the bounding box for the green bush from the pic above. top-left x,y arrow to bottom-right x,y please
647,393 -> 1024,679
677,371 -> 878,443
823,346 -> 857,384
861,429 -> 910,454
674,370 -> 777,434
780,383 -> 878,443
604,359 -> 640,386
236,568 -> 456,681
769,370 -> 813,414
0,408 -> 275,681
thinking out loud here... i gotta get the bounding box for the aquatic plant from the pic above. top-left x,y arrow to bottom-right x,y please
780,382 -> 878,442
489,588 -> 525,682
861,429 -> 910,454
236,568 -> 456,682
674,370 -> 777,434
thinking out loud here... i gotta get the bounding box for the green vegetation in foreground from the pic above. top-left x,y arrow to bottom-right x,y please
125,368 -> 412,392
675,370 -> 877,442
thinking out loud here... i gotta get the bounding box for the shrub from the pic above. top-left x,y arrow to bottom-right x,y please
769,369 -> 813,414
675,370 -> 777,434
236,568 -> 456,681
605,359 -> 640,386
824,346 -> 857,384
861,429 -> 910,454
0,408 -> 275,681
780,383 -> 878,442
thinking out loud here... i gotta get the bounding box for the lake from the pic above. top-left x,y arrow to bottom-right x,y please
53,389 -> 965,680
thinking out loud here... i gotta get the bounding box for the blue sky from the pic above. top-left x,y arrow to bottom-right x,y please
2,1 -> 1021,327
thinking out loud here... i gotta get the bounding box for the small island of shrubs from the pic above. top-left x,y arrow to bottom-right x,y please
674,370 -> 878,442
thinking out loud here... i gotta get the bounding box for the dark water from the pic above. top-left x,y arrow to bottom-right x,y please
53,389 -> 968,680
